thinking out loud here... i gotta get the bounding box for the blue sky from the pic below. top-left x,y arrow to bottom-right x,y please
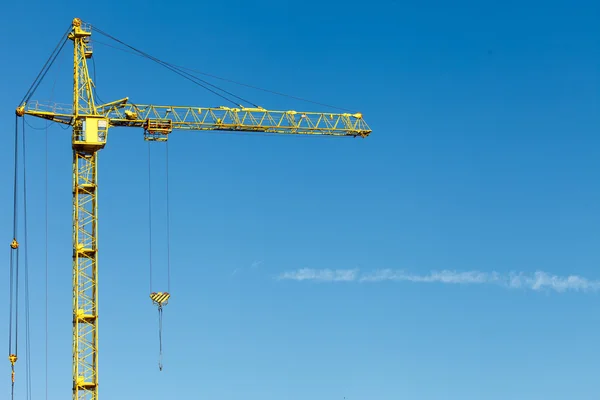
1,0 -> 599,399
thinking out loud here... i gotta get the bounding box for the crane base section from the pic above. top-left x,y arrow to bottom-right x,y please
150,292 -> 170,307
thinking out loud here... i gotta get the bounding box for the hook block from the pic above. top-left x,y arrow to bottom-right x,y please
150,292 -> 170,307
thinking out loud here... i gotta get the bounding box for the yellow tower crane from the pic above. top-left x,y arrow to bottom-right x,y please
12,17 -> 371,400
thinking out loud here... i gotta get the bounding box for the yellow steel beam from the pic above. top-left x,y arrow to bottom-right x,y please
19,101 -> 371,138
113,104 -> 370,137
70,18 -> 100,400
73,152 -> 99,400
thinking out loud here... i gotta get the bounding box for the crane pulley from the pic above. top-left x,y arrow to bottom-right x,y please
13,17 -> 371,400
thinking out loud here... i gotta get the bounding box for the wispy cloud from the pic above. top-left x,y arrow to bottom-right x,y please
277,268 -> 600,293
231,260 -> 265,277
277,268 -> 359,282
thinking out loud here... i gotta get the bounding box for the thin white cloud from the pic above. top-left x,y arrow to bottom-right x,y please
231,260 -> 265,277
277,268 -> 359,282
277,268 -> 600,293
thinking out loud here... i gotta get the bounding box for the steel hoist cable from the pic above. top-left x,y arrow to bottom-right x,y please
158,305 -> 164,371
8,115 -> 20,399
19,25 -> 71,107
42,53 -> 60,400
150,298 -> 169,371
166,141 -> 171,294
7,115 -> 32,399
90,38 -> 354,112
22,117 -> 32,400
148,142 -> 153,293
147,141 -> 172,371
45,113 -> 50,400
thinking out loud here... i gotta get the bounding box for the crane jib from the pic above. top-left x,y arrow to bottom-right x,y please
17,102 -> 372,139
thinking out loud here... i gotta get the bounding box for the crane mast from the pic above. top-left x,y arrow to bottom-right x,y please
70,18 -> 102,400
14,17 -> 371,400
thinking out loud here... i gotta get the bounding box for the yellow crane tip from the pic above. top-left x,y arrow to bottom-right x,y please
15,106 -> 24,117
73,18 -> 82,27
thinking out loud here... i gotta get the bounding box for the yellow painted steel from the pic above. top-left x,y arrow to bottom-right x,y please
14,17 -> 371,400
8,354 -> 17,383
73,151 -> 99,400
150,292 -> 171,307
70,18 -> 100,400
21,100 -> 371,139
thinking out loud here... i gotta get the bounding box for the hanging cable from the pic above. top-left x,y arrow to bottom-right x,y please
91,38 -> 354,112
40,64 -> 60,400
166,142 -> 171,293
148,142 -> 153,293
158,306 -> 164,371
147,141 -> 171,371
91,56 -> 106,106
8,114 -> 20,399
173,64 -> 355,113
22,117 -> 32,400
149,292 -> 170,371
19,25 -> 71,106
45,111 -> 49,400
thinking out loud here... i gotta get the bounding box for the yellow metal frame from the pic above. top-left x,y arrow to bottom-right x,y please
70,18 -> 100,400
15,17 -> 371,400
22,101 -> 371,138
73,152 -> 99,399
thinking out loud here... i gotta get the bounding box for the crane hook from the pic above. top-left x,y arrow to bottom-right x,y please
150,292 -> 170,371
8,354 -> 17,382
